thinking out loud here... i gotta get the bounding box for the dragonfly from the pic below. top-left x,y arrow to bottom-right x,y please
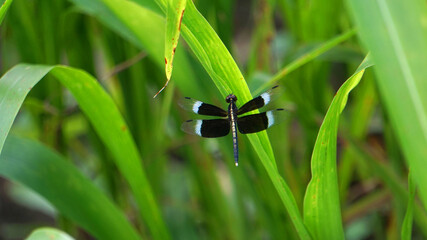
180,85 -> 287,166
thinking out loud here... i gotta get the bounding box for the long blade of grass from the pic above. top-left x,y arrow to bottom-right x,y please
0,0 -> 13,24
303,56 -> 372,240
177,1 -> 312,238
1,137 -> 140,240
347,0 -> 427,209
401,171 -> 416,240
0,64 -> 168,240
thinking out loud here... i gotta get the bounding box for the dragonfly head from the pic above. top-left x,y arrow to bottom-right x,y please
226,94 -> 237,103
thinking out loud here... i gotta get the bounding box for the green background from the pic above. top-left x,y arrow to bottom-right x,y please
1,0 -> 426,239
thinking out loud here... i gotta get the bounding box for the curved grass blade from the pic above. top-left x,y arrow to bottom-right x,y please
0,64 -> 169,240
303,56 -> 372,240
1,137 -> 140,240
0,0 -> 13,24
25,227 -> 75,240
0,65 -> 55,154
154,0 -> 187,98
347,0 -> 427,209
178,2 -> 311,238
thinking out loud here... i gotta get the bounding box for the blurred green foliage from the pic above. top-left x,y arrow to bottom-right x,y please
1,0 -> 426,239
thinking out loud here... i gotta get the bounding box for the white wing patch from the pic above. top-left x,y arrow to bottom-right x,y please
192,101 -> 203,113
261,92 -> 271,105
195,120 -> 203,136
267,111 -> 274,128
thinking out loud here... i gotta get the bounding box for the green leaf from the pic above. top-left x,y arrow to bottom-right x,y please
0,64 -> 168,240
25,227 -> 75,240
164,0 -> 186,80
1,137 -> 140,240
179,1 -> 249,97
154,0 -> 187,97
0,0 -> 13,24
401,171 -> 416,240
303,56 -> 372,240
0,65 -> 55,154
347,0 -> 427,209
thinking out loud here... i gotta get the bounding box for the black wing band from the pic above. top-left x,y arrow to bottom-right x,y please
237,85 -> 280,115
181,119 -> 230,138
179,97 -> 227,117
237,109 -> 287,134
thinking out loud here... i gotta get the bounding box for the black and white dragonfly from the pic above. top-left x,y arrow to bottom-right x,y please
180,85 -> 287,166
